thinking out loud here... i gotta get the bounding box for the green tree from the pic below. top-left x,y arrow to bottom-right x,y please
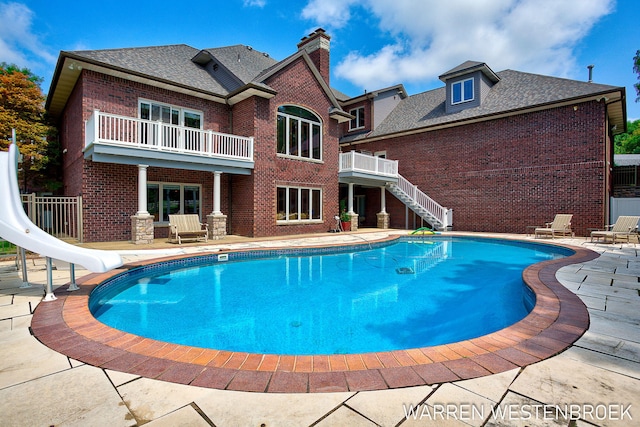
614,119 -> 640,154
0,62 -> 60,192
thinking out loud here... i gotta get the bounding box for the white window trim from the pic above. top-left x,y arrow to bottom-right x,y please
138,99 -> 204,129
276,186 -> 323,224
148,181 -> 202,224
451,78 -> 474,105
277,106 -> 323,162
349,106 -> 365,131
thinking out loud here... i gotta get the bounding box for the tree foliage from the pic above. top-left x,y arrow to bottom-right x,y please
0,62 -> 60,191
614,119 -> 640,154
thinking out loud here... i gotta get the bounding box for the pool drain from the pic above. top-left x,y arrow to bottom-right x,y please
290,321 -> 302,327
395,267 -> 415,274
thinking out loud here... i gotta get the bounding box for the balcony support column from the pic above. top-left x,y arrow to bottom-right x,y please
377,186 -> 390,229
347,183 -> 358,231
207,171 -> 226,240
131,164 -> 154,244
136,165 -> 150,216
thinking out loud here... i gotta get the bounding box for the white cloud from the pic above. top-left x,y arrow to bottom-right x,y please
301,0 -> 358,29
303,0 -> 614,91
0,2 -> 56,69
243,0 -> 266,7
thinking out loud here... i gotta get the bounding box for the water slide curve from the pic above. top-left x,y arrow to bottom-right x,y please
0,144 -> 122,273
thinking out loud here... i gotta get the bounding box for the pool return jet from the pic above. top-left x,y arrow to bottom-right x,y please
0,139 -> 123,301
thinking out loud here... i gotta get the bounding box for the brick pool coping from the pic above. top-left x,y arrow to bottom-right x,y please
30,239 -> 599,393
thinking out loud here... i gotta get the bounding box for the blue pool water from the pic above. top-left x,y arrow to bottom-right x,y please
90,237 -> 571,355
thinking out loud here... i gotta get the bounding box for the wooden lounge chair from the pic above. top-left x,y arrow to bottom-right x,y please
534,214 -> 574,239
590,216 -> 640,244
168,214 -> 208,244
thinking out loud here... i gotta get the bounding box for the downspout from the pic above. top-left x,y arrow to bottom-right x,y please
602,99 -> 612,226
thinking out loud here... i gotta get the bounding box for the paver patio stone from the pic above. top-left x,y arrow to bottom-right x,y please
573,330 -> 640,363
342,384 -> 434,427
0,327 -> 70,389
509,354 -> 639,427
562,346 -> 640,380
143,405 -> 210,426
314,405 -> 378,426
118,377 -> 212,424
0,364 -> 135,427
195,388 -> 354,427
453,368 -> 519,402
426,383 -> 496,427
484,391 -> 568,427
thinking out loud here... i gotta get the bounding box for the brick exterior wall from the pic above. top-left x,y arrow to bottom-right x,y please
347,101 -> 609,236
247,57 -> 340,237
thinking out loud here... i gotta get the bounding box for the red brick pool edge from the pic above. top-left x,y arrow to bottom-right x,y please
30,244 -> 599,393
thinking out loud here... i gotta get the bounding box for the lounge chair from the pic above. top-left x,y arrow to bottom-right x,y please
590,216 -> 640,244
168,214 -> 208,244
534,214 -> 574,239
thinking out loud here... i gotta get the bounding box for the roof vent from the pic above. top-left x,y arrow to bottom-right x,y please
246,45 -> 253,50
587,64 -> 594,82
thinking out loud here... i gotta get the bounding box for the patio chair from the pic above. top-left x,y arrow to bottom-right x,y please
534,214 -> 574,239
590,216 -> 640,244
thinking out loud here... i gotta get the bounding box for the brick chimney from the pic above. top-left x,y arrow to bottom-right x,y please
297,28 -> 330,84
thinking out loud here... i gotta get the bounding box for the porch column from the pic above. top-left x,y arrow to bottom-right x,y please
377,186 -> 390,229
347,183 -> 358,231
207,171 -> 227,240
137,165 -> 149,216
212,171 -> 222,215
131,164 -> 154,244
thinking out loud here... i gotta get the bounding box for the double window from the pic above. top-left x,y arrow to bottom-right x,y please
276,187 -> 322,223
452,78 -> 474,104
139,100 -> 203,150
147,182 -> 201,223
349,107 -> 365,130
277,105 -> 322,161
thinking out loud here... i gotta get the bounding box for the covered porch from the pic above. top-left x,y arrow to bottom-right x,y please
338,151 -> 399,231
84,110 -> 255,244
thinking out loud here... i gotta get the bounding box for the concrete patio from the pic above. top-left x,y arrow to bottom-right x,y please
0,231 -> 638,426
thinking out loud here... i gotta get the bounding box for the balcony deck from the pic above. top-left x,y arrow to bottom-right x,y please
84,110 -> 254,174
338,151 -> 399,185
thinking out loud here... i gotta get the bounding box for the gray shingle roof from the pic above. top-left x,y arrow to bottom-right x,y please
203,45 -> 278,85
370,69 -> 621,137
71,44 -> 230,95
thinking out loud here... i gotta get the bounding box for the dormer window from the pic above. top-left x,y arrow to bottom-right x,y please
452,78 -> 474,104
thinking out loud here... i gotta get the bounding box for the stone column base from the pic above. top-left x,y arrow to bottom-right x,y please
377,212 -> 390,229
131,215 -> 154,244
349,214 -> 359,232
207,214 -> 227,240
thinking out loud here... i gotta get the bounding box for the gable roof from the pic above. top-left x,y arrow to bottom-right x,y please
361,69 -> 626,141
439,60 -> 500,83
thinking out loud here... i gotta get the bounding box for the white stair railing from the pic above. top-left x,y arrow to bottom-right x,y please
388,174 -> 452,230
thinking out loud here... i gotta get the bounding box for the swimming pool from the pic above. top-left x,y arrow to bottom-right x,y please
89,236 -> 572,355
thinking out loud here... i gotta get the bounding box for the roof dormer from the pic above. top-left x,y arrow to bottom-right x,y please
439,61 -> 500,114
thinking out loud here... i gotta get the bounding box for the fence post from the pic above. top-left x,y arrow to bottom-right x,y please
77,196 -> 84,243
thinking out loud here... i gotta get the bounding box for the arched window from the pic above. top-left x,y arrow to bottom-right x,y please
277,105 -> 322,160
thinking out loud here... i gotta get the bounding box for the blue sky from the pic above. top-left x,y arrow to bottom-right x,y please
1,0 -> 639,121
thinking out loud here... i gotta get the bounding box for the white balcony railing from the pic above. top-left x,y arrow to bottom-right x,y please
339,151 -> 398,177
85,110 -> 254,162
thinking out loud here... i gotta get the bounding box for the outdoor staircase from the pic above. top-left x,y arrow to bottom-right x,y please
386,174 -> 452,231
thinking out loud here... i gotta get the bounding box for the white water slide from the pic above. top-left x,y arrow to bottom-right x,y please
0,143 -> 122,300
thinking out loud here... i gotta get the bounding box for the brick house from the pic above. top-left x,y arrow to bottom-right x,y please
45,29 -> 626,242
